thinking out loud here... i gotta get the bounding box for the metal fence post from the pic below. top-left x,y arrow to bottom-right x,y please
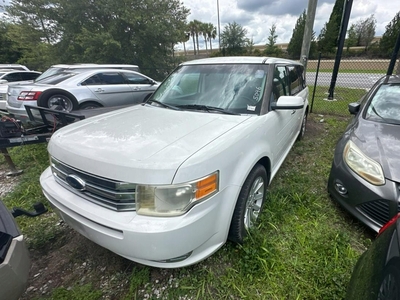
310,52 -> 321,113
387,30 -> 400,75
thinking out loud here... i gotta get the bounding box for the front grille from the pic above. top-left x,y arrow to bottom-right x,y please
357,200 -> 390,227
51,157 -> 136,211
0,93 -> 5,101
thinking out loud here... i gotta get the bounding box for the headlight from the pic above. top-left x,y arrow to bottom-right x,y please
343,140 -> 385,185
136,171 -> 219,216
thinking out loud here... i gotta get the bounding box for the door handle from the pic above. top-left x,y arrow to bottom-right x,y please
132,87 -> 140,91
94,88 -> 104,93
291,110 -> 296,115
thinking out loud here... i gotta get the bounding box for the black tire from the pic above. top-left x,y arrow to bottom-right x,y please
228,164 -> 268,244
377,260 -> 400,300
297,112 -> 307,141
79,102 -> 102,110
37,92 -> 78,112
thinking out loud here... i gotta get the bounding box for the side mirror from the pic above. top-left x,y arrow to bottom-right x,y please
348,102 -> 360,115
0,79 -> 8,84
271,96 -> 304,110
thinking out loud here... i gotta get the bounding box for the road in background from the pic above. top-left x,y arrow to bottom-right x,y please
306,72 -> 385,89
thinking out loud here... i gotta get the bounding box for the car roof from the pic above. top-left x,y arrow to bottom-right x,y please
49,64 -> 139,69
0,64 -> 30,71
378,75 -> 400,85
181,56 -> 303,66
0,70 -> 41,74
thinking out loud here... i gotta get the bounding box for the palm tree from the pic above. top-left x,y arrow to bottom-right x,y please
181,32 -> 190,56
193,19 -> 202,55
187,21 -> 197,55
205,23 -> 217,53
201,23 -> 209,54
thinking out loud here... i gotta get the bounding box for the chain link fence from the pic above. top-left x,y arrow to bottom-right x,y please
307,58 -> 399,116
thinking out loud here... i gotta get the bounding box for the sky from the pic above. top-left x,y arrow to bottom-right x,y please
181,0 -> 400,50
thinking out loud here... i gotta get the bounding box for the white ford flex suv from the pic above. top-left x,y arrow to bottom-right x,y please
40,57 -> 309,268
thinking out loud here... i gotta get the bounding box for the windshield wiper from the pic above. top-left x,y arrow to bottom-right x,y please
176,104 -> 239,115
144,99 -> 180,110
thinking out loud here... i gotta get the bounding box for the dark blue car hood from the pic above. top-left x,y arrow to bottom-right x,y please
350,118 -> 400,183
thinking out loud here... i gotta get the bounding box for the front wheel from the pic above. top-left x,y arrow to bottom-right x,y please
228,164 -> 268,244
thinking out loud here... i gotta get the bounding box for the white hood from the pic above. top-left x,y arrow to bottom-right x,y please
49,105 -> 250,184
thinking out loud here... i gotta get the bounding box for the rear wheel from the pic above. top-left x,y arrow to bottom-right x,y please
38,93 -> 78,112
228,164 -> 268,243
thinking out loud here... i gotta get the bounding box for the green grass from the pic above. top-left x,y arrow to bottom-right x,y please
1,144 -> 66,250
1,113 -> 372,299
308,85 -> 367,115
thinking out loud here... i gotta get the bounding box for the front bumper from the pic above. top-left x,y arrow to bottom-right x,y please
328,154 -> 400,233
0,235 -> 30,300
40,167 -> 240,268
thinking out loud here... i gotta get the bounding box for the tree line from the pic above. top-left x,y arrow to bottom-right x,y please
0,0 -> 399,78
286,1 -> 399,60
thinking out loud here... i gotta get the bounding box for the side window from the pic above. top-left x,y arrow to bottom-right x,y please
97,72 -> 126,85
3,73 -> 22,82
123,72 -> 151,84
287,66 -> 301,95
21,73 -> 40,80
81,74 -> 103,85
272,66 -> 288,101
296,65 -> 306,88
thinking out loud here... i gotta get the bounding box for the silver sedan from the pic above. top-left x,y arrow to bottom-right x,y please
6,69 -> 160,121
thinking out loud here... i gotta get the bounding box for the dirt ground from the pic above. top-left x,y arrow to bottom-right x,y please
2,114 -> 327,299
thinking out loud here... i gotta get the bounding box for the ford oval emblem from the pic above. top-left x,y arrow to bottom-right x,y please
65,174 -> 86,191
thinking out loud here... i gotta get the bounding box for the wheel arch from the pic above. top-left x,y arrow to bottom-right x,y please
254,156 -> 271,185
37,88 -> 78,109
79,101 -> 103,109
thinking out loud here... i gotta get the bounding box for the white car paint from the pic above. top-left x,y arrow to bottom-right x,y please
40,57 -> 309,268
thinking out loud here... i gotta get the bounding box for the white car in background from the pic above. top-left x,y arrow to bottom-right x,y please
40,57 -> 308,268
6,69 -> 159,121
0,70 -> 41,111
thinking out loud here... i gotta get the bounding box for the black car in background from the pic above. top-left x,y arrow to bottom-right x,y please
328,75 -> 400,232
346,213 -> 400,300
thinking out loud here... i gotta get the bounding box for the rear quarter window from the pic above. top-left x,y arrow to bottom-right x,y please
37,72 -> 77,85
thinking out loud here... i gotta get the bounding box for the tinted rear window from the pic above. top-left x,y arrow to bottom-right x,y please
36,72 -> 77,85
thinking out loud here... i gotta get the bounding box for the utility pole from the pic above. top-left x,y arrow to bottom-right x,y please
217,0 -> 221,51
300,0 -> 318,71
328,0 -> 353,100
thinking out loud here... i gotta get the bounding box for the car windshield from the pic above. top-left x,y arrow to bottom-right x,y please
365,83 -> 400,125
150,64 -> 268,115
35,71 -> 77,85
